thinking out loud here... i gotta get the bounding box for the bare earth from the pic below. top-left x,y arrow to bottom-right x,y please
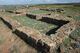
0,19 -> 38,53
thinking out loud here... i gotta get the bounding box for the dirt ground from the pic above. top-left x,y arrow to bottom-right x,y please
0,19 -> 38,53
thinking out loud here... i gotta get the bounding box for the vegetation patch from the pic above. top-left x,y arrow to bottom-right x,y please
63,28 -> 80,46
63,37 -> 71,47
30,10 -> 50,14
73,16 -> 80,21
12,16 -> 57,34
69,28 -> 80,41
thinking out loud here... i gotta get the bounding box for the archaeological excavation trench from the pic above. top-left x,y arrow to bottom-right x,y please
0,14 -> 75,53
26,14 -> 70,35
0,15 -> 69,36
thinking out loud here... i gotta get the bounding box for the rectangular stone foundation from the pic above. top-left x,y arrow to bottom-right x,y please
0,15 -> 76,53
13,26 -> 56,53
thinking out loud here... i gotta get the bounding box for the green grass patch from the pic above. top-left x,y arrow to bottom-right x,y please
73,16 -> 80,20
70,28 -> 80,39
12,16 -> 57,34
63,28 -> 80,47
30,10 -> 50,14
63,37 -> 71,46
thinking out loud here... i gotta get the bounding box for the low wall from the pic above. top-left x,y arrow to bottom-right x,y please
26,13 -> 36,19
13,26 -> 55,53
0,15 -> 76,53
0,16 -> 21,30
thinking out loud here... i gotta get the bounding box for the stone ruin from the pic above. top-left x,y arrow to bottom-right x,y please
0,13 -> 76,53
40,8 -> 64,13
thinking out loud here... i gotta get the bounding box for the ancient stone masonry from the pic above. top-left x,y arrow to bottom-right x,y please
40,8 -> 64,13
0,13 -> 76,53
26,13 -> 36,19
26,12 -> 74,21
0,16 -> 21,30
13,26 -> 55,53
40,8 -> 55,12
76,21 -> 80,28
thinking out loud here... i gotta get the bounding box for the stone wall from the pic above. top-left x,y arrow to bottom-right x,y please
0,16 -> 21,30
0,15 -> 76,53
